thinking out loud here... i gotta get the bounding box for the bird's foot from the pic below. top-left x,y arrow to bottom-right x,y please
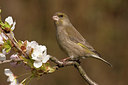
60,57 -> 71,63
61,57 -> 81,64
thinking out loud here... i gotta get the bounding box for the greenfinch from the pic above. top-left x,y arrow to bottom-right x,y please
53,12 -> 111,66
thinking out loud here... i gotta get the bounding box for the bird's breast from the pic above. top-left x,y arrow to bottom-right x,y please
56,27 -> 85,59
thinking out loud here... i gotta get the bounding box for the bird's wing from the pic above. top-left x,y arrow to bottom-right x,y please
66,25 -> 99,55
65,25 -> 112,67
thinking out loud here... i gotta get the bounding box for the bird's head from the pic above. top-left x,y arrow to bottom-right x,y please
52,12 -> 70,26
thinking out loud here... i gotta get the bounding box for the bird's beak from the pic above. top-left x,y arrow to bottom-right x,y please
52,15 -> 59,21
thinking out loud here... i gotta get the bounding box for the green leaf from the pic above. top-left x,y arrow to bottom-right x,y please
40,65 -> 45,71
47,66 -> 56,73
40,63 -> 55,73
0,22 -> 4,28
5,47 -> 11,53
3,40 -> 12,47
27,60 -> 34,68
20,56 -> 28,62
6,40 -> 12,46
3,22 -> 10,28
0,22 -> 11,32
3,40 -> 12,53
18,40 -> 23,47
3,44 -> 10,48
20,56 -> 34,68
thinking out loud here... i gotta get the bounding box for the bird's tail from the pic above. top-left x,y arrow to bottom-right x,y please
91,55 -> 112,67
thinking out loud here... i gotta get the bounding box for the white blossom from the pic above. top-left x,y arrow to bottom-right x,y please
2,48 -> 7,54
4,69 -> 18,85
1,32 -> 8,40
0,48 -> 9,60
5,16 -> 16,31
0,33 -> 8,44
26,41 -> 51,68
5,16 -> 13,26
10,54 -> 19,60
0,53 -> 6,60
26,41 -> 37,55
0,34 -> 4,44
11,21 -> 16,31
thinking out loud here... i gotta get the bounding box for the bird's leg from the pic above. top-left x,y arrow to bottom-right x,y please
61,57 -> 81,64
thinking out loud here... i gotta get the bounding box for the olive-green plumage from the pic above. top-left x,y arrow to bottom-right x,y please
53,12 -> 111,66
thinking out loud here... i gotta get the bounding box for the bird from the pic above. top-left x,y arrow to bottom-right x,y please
52,12 -> 112,67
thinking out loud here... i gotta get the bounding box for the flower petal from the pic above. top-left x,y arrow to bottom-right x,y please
4,69 -> 19,85
42,55 -> 50,63
5,16 -> 13,26
0,53 -> 6,60
1,33 -> 8,40
40,45 -> 46,52
4,69 -> 13,76
7,75 -> 15,82
11,21 -> 16,31
0,37 -> 4,44
10,79 -> 18,85
33,61 -> 42,68
0,34 -> 4,44
10,54 -> 19,60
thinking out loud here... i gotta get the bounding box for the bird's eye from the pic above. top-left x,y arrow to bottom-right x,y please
58,15 -> 63,18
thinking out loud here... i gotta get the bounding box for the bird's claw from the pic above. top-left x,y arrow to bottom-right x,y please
60,57 -> 71,63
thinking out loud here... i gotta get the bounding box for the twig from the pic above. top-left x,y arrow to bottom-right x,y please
0,60 -> 12,64
50,55 -> 63,66
0,59 -> 22,64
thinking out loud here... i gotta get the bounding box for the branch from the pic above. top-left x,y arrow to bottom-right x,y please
0,27 -> 98,85
50,56 -> 98,85
74,62 -> 98,85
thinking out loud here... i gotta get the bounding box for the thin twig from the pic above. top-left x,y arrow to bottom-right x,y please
0,59 -> 22,64
50,55 -> 63,66
0,60 -> 12,64
0,27 -> 28,57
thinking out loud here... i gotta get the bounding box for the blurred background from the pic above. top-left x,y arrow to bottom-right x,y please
0,0 -> 128,85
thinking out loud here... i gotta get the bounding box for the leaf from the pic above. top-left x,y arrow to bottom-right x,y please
40,64 -> 45,71
40,63 -> 55,73
3,22 -> 10,29
3,44 -> 10,48
18,40 -> 23,47
0,22 -> 5,28
6,40 -> 12,46
19,56 -> 28,62
5,47 -> 11,53
3,40 -> 12,53
20,56 -> 34,68
47,66 -> 56,73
